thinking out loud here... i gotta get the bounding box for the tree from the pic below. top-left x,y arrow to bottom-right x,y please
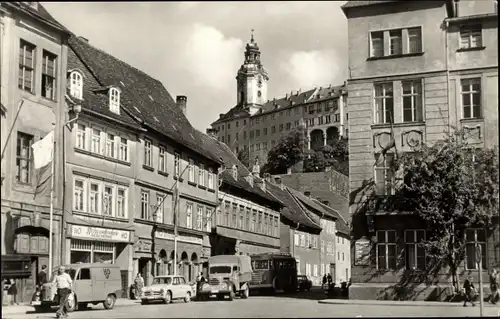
264,125 -> 308,175
364,129 -> 498,291
237,148 -> 250,169
303,138 -> 349,175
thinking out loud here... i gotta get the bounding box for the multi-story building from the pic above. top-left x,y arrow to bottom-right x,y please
264,178 -> 322,281
209,34 -> 348,165
199,132 -> 283,257
65,35 -> 224,290
0,2 -> 70,303
287,188 -> 350,286
342,0 -> 498,300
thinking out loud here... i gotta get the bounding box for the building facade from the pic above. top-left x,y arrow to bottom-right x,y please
199,133 -> 283,257
210,34 -> 348,165
343,0 -> 498,300
65,35 -> 224,291
0,2 -> 69,303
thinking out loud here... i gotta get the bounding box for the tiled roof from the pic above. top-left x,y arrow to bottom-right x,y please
287,188 -> 338,220
316,201 -> 350,236
68,35 -> 222,164
67,46 -> 142,130
196,131 -> 280,204
211,84 -> 346,125
266,182 -> 322,232
4,2 -> 70,34
341,0 -> 400,9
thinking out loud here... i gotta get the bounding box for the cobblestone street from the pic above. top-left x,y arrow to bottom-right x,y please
5,295 -> 500,319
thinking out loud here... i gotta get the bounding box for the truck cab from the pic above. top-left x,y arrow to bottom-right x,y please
197,255 -> 252,301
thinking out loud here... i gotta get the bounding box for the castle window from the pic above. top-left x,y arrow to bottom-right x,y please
109,87 -> 120,114
70,71 -> 83,100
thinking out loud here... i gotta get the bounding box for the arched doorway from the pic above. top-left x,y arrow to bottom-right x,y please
180,252 -> 189,281
191,253 -> 199,280
326,127 -> 340,146
169,251 -> 178,275
310,129 -> 324,151
157,249 -> 167,276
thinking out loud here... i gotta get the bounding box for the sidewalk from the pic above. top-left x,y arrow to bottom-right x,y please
318,299 -> 500,308
2,298 -> 141,316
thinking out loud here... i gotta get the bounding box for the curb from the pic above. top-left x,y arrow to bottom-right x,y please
318,299 -> 500,308
2,301 -> 142,316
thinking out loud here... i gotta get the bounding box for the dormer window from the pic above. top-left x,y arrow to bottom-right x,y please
69,71 -> 83,100
109,87 -> 120,114
232,165 -> 238,180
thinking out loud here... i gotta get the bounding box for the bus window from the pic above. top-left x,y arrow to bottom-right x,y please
253,260 -> 269,270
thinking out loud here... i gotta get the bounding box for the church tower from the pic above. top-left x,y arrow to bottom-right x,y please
236,30 -> 269,115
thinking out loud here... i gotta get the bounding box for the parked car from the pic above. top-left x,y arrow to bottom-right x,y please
297,275 -> 312,292
141,275 -> 193,305
31,263 -> 121,313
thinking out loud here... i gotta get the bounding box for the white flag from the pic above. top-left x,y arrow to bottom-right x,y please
32,131 -> 54,169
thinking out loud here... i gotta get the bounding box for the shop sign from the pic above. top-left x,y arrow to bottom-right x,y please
71,225 -> 130,242
134,239 -> 152,252
354,238 -> 371,266
155,230 -> 202,245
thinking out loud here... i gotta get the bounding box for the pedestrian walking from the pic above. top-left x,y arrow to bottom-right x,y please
38,265 -> 48,287
327,273 -> 332,290
322,274 -> 327,290
7,279 -> 18,305
463,276 -> 476,307
134,273 -> 144,299
52,266 -> 73,318
489,269 -> 499,304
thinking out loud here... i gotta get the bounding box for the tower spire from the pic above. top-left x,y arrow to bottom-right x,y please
251,29 -> 255,43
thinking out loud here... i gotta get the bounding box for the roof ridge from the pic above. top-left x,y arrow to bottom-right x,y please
285,187 -> 321,228
315,198 -> 347,224
70,35 -> 165,88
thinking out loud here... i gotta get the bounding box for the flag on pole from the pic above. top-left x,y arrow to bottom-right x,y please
32,131 -> 55,200
32,131 -> 54,169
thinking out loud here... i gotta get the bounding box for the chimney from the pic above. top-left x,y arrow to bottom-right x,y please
78,36 -> 89,43
219,113 -> 225,119
304,191 -> 311,197
322,200 -> 330,206
176,95 -> 187,116
328,84 -> 332,89
285,93 -> 289,99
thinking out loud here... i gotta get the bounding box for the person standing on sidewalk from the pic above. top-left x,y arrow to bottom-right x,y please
38,265 -> 48,287
489,269 -> 499,304
463,276 -> 476,307
322,274 -> 327,290
52,266 -> 73,318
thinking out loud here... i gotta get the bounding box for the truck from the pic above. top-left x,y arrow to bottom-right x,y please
197,254 -> 252,301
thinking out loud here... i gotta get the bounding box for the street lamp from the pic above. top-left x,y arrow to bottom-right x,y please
49,99 -> 81,274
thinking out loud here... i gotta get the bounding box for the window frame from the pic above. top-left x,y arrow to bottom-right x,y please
109,87 -> 120,114
459,25 -> 483,49
119,137 -> 129,162
465,228 -> 487,270
73,177 -> 87,212
374,153 -> 396,196
460,78 -> 482,119
373,82 -> 394,124
116,187 -> 127,218
196,205 -> 203,230
376,230 -> 397,270
370,31 -> 384,58
19,40 -> 36,93
144,139 -> 152,167
407,27 -> 423,54
158,145 -> 167,172
186,202 -> 193,229
16,132 -> 34,184
41,50 -> 58,100
402,79 -> 424,123
141,190 -> 150,221
404,229 -> 426,270
69,71 -> 83,100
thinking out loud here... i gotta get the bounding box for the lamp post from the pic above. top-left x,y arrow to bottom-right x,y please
476,243 -> 484,317
48,101 -> 81,274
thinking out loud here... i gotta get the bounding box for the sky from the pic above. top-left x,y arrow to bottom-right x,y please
42,1 -> 348,131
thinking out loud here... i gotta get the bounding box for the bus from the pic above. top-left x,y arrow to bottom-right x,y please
249,253 -> 297,294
